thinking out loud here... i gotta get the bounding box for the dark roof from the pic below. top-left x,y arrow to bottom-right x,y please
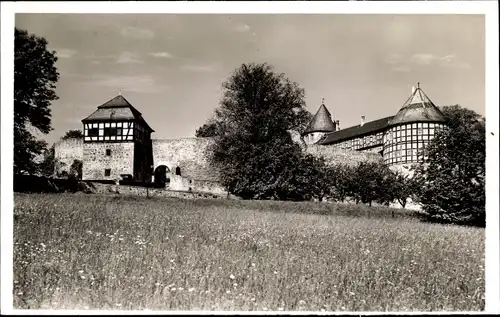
302,104 -> 336,134
389,85 -> 447,126
81,95 -> 154,132
319,116 -> 394,145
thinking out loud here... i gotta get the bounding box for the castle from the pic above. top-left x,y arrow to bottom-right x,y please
55,83 -> 447,195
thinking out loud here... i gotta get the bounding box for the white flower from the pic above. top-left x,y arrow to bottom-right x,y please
229,274 -> 235,280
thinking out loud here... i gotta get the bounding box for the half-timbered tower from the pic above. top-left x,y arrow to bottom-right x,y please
382,83 -> 447,167
81,94 -> 154,181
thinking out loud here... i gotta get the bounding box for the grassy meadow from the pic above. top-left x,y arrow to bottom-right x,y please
13,193 -> 484,311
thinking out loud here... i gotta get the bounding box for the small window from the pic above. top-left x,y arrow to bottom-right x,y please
105,169 -> 111,177
106,149 -> 111,156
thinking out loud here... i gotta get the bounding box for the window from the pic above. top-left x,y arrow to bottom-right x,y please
104,127 -> 122,137
175,167 -> 181,176
105,169 -> 111,176
88,128 -> 99,137
106,149 -> 111,156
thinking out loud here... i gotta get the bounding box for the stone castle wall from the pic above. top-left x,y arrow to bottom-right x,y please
82,142 -> 135,180
55,135 -> 380,195
54,138 -> 84,175
152,137 -> 219,181
305,144 -> 383,166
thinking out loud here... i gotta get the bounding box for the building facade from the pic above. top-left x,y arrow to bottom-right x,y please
80,94 -> 154,182
303,83 -> 448,172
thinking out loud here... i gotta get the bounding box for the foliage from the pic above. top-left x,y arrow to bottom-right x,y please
61,129 -> 83,140
208,63 -> 314,199
69,159 -> 83,180
13,193 -> 485,311
14,28 -> 59,175
38,144 -> 57,177
414,105 -> 485,227
391,173 -> 419,209
328,163 -> 353,203
345,161 -> 395,207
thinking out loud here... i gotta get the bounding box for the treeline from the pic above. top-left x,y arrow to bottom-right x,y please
220,148 -> 418,211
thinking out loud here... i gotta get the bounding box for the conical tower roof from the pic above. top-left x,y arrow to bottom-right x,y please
389,83 -> 447,127
303,102 -> 336,134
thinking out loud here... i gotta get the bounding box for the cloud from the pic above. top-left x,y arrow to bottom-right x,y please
440,60 -> 472,69
409,53 -> 439,65
121,26 -> 155,39
440,54 -> 456,63
180,64 -> 215,73
234,24 -> 251,32
56,49 -> 77,59
384,53 -> 472,70
80,74 -> 170,94
115,52 -> 143,64
149,52 -> 174,58
384,53 -> 404,65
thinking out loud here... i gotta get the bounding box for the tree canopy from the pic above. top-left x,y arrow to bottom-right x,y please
414,105 -> 485,227
61,129 -> 84,140
14,28 -> 59,175
207,63 -> 317,199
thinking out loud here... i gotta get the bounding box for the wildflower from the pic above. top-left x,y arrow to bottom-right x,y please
251,263 -> 256,267
349,292 -> 355,296
274,271 -> 278,275
233,283 -> 238,287
116,303 -> 122,307
278,307 -> 284,311
226,290 -> 230,294
229,274 -> 235,280
188,287 -> 195,292
155,282 -> 161,286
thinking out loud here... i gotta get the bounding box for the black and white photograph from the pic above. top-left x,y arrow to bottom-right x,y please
1,1 -> 499,314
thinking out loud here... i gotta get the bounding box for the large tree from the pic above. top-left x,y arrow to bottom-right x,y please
208,63 -> 315,199
14,28 -> 59,175
414,105 -> 485,227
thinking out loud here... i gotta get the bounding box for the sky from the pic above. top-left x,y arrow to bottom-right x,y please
14,14 -> 485,145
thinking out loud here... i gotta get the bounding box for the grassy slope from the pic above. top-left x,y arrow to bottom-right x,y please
13,193 -> 484,311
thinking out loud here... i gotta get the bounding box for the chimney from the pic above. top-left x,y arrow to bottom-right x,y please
335,120 -> 340,131
360,116 -> 365,127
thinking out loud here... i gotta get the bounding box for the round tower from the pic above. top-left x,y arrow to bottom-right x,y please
302,99 -> 337,145
383,83 -> 448,174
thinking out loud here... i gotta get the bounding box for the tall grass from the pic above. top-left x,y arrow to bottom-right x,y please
13,193 -> 484,311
